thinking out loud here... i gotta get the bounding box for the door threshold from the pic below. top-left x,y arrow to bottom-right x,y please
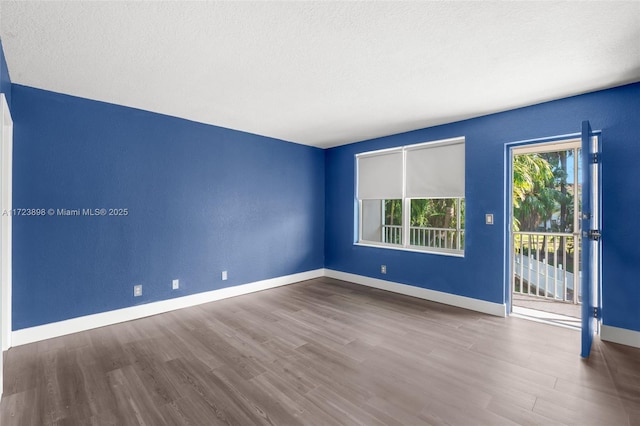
512,305 -> 580,330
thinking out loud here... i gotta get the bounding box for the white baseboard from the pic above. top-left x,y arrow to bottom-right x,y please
324,269 -> 506,317
601,324 -> 640,349
13,268 -> 639,350
11,269 -> 325,347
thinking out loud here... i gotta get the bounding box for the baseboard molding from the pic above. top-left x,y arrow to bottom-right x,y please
325,269 -> 506,317
11,269 -> 325,347
601,324 -> 640,349
13,268 -> 639,350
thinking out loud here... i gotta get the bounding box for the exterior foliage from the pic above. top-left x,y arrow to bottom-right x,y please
513,150 -> 577,233
384,198 -> 464,230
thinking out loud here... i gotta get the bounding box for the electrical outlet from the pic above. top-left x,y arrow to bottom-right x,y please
381,265 -> 387,274
222,270 -> 228,281
172,279 -> 179,290
133,284 -> 142,297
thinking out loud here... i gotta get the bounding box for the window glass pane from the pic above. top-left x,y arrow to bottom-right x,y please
383,199 -> 402,245
361,200 -> 402,245
361,199 -> 383,242
409,198 -> 464,251
410,199 -> 457,228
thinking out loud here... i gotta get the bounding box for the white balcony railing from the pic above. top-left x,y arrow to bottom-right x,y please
410,226 -> 464,250
383,225 -> 464,251
513,232 -> 581,304
382,225 -> 402,245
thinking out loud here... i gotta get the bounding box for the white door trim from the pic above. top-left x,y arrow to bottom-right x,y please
1,93 -> 13,356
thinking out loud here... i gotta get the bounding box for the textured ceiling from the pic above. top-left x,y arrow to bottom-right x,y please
1,1 -> 639,148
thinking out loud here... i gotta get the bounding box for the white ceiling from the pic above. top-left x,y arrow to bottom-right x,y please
1,1 -> 639,148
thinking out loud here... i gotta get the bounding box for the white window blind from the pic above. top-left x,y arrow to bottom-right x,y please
357,149 -> 403,200
405,140 -> 465,198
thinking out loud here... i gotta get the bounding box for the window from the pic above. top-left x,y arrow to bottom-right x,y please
356,137 -> 465,255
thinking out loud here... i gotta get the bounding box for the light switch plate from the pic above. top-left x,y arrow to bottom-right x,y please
486,213 -> 494,225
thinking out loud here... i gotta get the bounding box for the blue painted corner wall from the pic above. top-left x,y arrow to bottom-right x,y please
0,39 -> 11,107
6,49 -> 639,338
11,85 -> 325,330
325,83 -> 640,334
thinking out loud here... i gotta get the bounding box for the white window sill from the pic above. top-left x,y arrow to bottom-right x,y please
354,242 -> 464,258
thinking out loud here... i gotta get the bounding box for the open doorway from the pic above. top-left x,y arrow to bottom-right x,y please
510,139 -> 583,328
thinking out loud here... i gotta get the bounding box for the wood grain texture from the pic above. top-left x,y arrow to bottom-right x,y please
2,277 -> 639,425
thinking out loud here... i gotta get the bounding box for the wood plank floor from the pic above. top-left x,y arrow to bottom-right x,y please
2,277 -> 639,425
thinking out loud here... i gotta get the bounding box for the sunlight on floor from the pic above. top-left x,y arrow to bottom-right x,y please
512,305 -> 581,330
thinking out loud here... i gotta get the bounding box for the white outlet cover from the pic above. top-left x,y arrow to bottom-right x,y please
134,285 -> 142,297
222,270 -> 228,281
172,279 -> 179,290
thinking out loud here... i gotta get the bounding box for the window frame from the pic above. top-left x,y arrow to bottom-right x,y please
356,137 -> 465,257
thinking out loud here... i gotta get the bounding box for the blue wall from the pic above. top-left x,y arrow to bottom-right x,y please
325,83 -> 640,333
11,85 -> 325,330
8,76 -> 640,337
0,39 -> 11,107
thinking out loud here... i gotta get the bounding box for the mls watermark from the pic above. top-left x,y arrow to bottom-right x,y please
2,208 -> 129,217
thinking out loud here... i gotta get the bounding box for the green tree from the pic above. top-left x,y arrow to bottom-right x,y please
512,153 -> 554,232
540,151 -> 573,233
384,200 -> 402,226
513,150 -> 578,270
410,199 -> 461,229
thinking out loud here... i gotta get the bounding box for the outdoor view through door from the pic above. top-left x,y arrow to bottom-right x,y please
511,140 -> 582,328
